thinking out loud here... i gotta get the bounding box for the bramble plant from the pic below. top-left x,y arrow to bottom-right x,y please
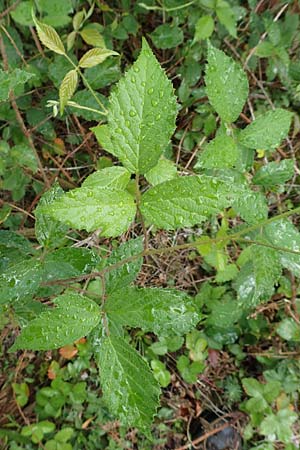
2,10 -> 300,438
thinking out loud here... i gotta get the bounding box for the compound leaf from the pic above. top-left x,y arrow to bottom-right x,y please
94,38 -> 177,174
10,293 -> 100,351
95,335 -> 160,431
141,175 -> 231,229
40,186 -> 136,236
59,69 -> 78,114
239,109 -> 293,150
105,287 -> 199,336
205,43 -> 248,123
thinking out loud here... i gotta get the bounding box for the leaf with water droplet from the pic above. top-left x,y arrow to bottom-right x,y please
145,157 -> 177,186
94,334 -> 160,432
82,166 -> 131,190
93,38 -> 177,174
205,43 -> 248,123
10,293 -> 101,351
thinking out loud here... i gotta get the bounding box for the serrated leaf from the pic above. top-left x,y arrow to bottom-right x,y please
193,15 -> 214,42
141,175 -> 231,230
0,68 -> 35,101
35,183 -> 69,248
150,24 -> 184,49
79,48 -> 118,68
105,287 -> 199,336
253,159 -> 294,186
239,109 -> 293,150
145,158 -> 177,186
94,335 -> 160,431
105,238 -> 143,294
10,293 -> 100,351
59,69 -> 78,114
205,43 -> 248,123
260,409 -> 298,443
82,166 -> 130,190
264,219 -> 300,276
196,134 -> 239,169
80,27 -> 105,47
0,259 -> 44,305
276,318 -> 300,342
206,294 -> 242,329
95,38 -> 177,174
32,14 -> 65,55
40,186 -> 136,236
233,189 -> 268,224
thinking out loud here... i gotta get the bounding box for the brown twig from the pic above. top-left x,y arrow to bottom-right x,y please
0,0 -> 21,19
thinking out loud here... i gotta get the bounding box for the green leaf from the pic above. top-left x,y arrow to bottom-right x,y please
84,57 -> 121,90
95,335 -> 160,431
0,68 -> 35,101
264,219 -> 300,276
40,186 -> 136,236
196,134 -> 239,169
193,15 -> 214,42
150,24 -> 184,49
145,158 -> 177,186
0,259 -> 43,305
105,287 -> 199,336
80,27 -> 105,47
82,166 -> 130,190
206,295 -> 243,329
59,69 -> 78,114
10,293 -> 100,351
276,318 -> 300,342
233,189 -> 268,224
216,1 -> 237,38
78,48 -> 118,68
260,409 -> 298,443
253,159 -> 294,186
11,144 -> 38,173
205,43 -> 249,123
239,109 -> 293,150
32,14 -> 66,55
95,38 -> 177,174
10,1 -> 34,26
105,238 -> 143,294
35,182 -> 69,248
141,175 -> 231,230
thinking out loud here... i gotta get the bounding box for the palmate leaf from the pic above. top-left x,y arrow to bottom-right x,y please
40,186 -> 136,236
10,293 -> 100,351
94,335 -> 160,431
239,109 -> 293,151
32,13 -> 65,55
78,48 -> 118,68
205,43 -> 249,123
140,175 -> 231,229
59,69 -> 78,114
105,286 -> 200,336
93,38 -> 177,174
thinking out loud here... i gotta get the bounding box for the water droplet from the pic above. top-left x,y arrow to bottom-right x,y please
141,81 -> 146,87
116,127 -> 122,133
159,90 -> 164,98
129,110 -> 136,117
131,76 -> 136,83
147,87 -> 154,95
151,100 -> 158,107
125,120 -> 130,127
133,66 -> 140,73
155,114 -> 161,120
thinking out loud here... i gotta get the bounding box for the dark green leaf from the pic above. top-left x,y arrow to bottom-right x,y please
150,24 -> 184,49
253,160 -> 294,186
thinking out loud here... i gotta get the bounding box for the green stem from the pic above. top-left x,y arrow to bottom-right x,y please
64,54 -> 108,115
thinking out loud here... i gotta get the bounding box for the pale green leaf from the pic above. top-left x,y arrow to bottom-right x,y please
33,15 -> 65,55
79,48 -> 118,68
253,159 -> 294,186
193,15 -> 214,42
105,238 -> 143,294
239,109 -> 293,150
72,11 -> 85,31
276,318 -> 300,342
260,409 -> 298,443
35,182 -> 69,248
145,158 -> 177,186
80,27 -> 105,47
0,68 -> 35,101
105,287 -> 199,336
10,293 -> 100,351
205,43 -> 249,123
40,186 -> 136,236
95,38 -> 177,174
95,335 -> 160,431
59,69 -> 78,114
264,219 -> 300,276
82,166 -> 130,190
141,175 -> 231,230
196,134 -> 239,169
